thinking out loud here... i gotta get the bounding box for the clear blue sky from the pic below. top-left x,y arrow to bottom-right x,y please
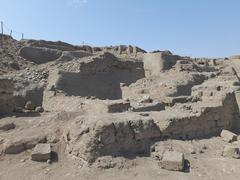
1,0 -> 240,58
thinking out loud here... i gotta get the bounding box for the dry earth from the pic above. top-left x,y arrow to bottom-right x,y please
1,34 -> 240,179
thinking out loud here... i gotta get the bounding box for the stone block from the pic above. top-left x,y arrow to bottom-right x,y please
222,145 -> 240,159
31,143 -> 51,162
160,151 -> 185,171
220,129 -> 237,143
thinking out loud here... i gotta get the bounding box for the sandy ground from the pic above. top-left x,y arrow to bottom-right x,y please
1,131 -> 240,180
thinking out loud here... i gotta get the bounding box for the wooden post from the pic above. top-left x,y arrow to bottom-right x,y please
21,33 -> 24,40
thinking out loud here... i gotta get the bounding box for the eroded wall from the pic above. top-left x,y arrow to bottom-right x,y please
45,53 -> 145,100
0,78 -> 14,116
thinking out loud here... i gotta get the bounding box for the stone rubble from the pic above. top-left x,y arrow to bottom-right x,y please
1,35 -> 240,177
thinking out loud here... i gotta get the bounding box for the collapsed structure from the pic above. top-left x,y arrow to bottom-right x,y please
1,35 -> 240,165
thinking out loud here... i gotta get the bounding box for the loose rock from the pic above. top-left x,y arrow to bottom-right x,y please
222,145 -> 240,159
31,143 -> 51,162
220,129 -> 238,143
25,101 -> 35,110
159,151 -> 185,172
35,106 -> 44,113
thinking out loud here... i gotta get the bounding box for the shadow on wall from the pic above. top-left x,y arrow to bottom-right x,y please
19,46 -> 62,64
14,85 -> 44,108
56,65 -> 145,100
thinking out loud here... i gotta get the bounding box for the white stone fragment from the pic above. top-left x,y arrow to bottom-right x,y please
160,151 -> 185,171
220,129 -> 237,143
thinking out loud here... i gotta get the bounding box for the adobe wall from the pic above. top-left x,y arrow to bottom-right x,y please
44,53 -> 145,101
0,78 -> 14,116
63,92 -> 240,162
143,51 -> 179,76
19,46 -> 62,64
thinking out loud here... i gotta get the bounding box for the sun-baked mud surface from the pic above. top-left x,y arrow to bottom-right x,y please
1,34 -> 240,179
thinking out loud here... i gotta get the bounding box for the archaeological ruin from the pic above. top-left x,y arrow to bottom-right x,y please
1,34 -> 240,179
